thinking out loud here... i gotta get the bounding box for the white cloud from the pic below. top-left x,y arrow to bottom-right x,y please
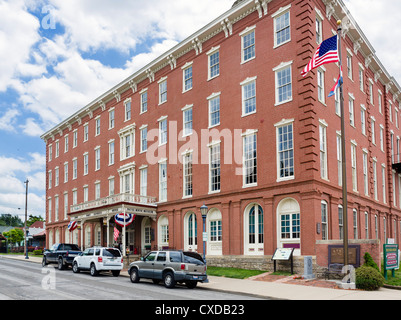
0,109 -> 20,132
343,0 -> 401,83
0,0 -> 41,92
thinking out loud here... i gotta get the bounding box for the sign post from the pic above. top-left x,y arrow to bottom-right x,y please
272,248 -> 294,275
383,244 -> 399,280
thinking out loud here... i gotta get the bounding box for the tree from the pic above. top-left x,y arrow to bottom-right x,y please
3,229 -> 24,247
0,214 -> 23,227
26,215 -> 44,227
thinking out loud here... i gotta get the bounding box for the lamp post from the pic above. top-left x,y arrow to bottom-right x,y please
200,204 -> 208,263
24,179 -> 29,260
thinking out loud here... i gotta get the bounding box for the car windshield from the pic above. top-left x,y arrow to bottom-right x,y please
63,244 -> 80,251
103,248 -> 121,257
183,252 -> 205,265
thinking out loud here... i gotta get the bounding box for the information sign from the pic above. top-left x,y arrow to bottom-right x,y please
384,244 -> 399,279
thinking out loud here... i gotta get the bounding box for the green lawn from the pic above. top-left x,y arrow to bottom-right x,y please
206,266 -> 268,279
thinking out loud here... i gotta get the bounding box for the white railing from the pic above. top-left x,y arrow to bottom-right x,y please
70,193 -> 157,213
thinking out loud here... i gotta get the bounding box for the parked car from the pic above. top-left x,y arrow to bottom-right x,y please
128,250 -> 207,289
72,246 -> 123,277
42,243 -> 82,270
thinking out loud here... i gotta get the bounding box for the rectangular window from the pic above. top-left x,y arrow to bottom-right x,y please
371,117 -> 376,145
109,141 -> 115,165
321,202 -> 328,240
208,94 -> 220,128
83,186 -> 88,202
159,79 -> 167,104
320,123 -> 327,180
84,124 -> 88,142
209,143 -> 221,193
73,130 -> 78,148
275,10 -> 290,47
55,196 -> 59,222
183,65 -> 193,92
382,165 -> 386,203
277,123 -> 294,180
48,171 -> 52,189
353,209 -> 358,239
183,106 -> 193,136
243,133 -> 257,186
55,167 -> 59,186
351,143 -> 357,192
125,100 -> 131,121
95,182 -> 101,200
242,78 -> 256,116
72,190 -> 77,206
140,126 -> 148,152
208,50 -> 220,79
378,91 -> 383,114
64,135 -> 69,153
118,125 -> 135,160
349,96 -> 355,126
140,168 -> 147,197
95,147 -> 100,171
159,118 -> 168,145
361,106 -> 366,135
159,161 -> 167,202
337,134 -> 342,187
363,151 -> 369,196
316,15 -> 322,44
275,64 -> 292,105
317,68 -> 325,103
64,193 -> 68,219
347,53 -> 353,79
48,145 -> 52,161
140,90 -> 148,113
339,206 -> 344,240
83,153 -> 88,175
241,28 -> 255,63
365,212 -> 369,239
109,109 -> 115,129
95,117 -> 101,136
109,178 -> 115,196
183,153 -> 193,197
55,140 -> 59,158
48,198 -> 52,223
64,162 -> 68,183
73,158 -> 77,180
359,67 -> 364,92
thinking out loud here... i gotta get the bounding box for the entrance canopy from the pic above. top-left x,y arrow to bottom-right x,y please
68,193 -> 157,254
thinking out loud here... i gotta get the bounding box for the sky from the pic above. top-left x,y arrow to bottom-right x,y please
0,0 -> 400,221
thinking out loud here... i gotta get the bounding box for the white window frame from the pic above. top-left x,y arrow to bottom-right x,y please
72,158 -> 77,180
240,25 -> 256,64
140,166 -> 148,197
317,67 -> 325,104
64,162 -> 68,183
319,120 -> 328,180
73,130 -> 78,148
382,164 -> 387,203
83,123 -> 89,142
182,151 -> 193,198
207,46 -> 220,80
273,61 -> 293,106
109,108 -> 115,129
124,98 -> 132,122
361,105 -> 366,135
182,62 -> 193,93
241,77 -> 257,116
64,135 -> 69,153
349,94 -> 355,127
158,77 -> 167,105
207,92 -> 221,128
140,125 -> 148,153
273,5 -> 291,48
159,160 -> 167,202
242,130 -> 258,187
95,116 -> 101,136
83,152 -> 89,176
158,116 -> 168,146
351,141 -> 357,192
182,104 -> 193,137
108,140 -> 115,166
118,124 -> 136,160
363,150 -> 369,196
208,141 -> 221,194
140,88 -> 148,114
276,119 -> 295,182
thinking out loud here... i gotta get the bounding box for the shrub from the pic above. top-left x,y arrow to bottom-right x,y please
355,266 -> 385,291
363,252 -> 380,272
33,250 -> 42,256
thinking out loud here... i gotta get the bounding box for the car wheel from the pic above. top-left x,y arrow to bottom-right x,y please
58,258 -> 64,270
163,272 -> 176,289
42,257 -> 47,267
112,270 -> 120,277
90,263 -> 98,277
72,261 -> 80,273
185,281 -> 198,289
130,268 -> 140,283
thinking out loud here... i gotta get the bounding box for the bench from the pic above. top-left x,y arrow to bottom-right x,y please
324,263 -> 344,280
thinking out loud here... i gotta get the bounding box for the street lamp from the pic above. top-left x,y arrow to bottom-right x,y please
200,204 -> 208,263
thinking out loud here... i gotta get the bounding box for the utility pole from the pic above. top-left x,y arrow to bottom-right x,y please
24,179 -> 29,260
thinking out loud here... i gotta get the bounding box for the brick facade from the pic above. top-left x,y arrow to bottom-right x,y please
41,0 -> 401,270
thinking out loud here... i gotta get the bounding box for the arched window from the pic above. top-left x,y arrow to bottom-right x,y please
207,209 -> 222,256
277,198 -> 300,255
244,203 -> 264,255
157,215 -> 169,249
184,212 -> 197,251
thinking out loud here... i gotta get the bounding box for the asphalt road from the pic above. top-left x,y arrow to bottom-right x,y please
0,257 -> 265,301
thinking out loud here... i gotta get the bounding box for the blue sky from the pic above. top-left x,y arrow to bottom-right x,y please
0,0 -> 400,221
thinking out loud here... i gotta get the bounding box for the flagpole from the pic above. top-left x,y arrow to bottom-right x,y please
337,20 -> 349,267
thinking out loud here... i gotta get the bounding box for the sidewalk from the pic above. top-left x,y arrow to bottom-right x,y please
2,254 -> 401,300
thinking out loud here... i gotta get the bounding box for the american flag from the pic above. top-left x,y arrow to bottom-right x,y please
301,35 -> 339,77
68,220 -> 77,232
114,227 -> 120,241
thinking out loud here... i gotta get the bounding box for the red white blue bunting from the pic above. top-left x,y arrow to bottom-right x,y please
114,213 -> 136,227
68,220 -> 78,232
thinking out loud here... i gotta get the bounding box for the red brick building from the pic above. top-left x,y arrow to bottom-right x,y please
41,0 -> 401,270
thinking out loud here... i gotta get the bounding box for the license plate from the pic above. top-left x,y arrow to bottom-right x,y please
69,254 -> 77,257
193,276 -> 199,280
